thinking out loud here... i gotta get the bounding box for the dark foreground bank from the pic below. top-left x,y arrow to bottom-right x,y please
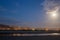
0,36 -> 60,40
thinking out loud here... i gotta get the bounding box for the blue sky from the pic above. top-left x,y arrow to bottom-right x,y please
0,0 -> 47,27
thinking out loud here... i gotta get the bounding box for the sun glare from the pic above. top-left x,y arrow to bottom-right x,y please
52,13 -> 56,17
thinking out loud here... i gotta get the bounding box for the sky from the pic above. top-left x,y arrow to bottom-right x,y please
0,0 -> 60,28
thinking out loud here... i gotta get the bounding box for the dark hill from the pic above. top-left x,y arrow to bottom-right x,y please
0,24 -> 10,28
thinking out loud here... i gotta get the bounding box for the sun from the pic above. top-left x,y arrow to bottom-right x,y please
52,13 -> 56,17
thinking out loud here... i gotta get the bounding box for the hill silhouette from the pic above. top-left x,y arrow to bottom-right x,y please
0,24 -> 10,28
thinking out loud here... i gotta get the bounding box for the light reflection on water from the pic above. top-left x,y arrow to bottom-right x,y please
0,30 -> 60,36
0,33 -> 60,36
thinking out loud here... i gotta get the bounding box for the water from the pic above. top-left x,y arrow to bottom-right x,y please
1,36 -> 60,40
0,30 -> 60,40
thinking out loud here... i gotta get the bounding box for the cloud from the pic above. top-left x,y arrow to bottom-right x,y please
0,17 -> 22,26
0,6 -> 7,11
41,0 -> 60,28
10,10 -> 17,14
8,3 -> 20,14
41,0 -> 60,13
16,3 -> 20,8
16,2 -> 21,10
0,6 -> 17,14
